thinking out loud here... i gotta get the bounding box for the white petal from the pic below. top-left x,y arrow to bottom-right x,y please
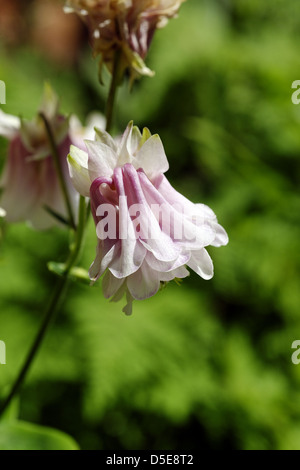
109,239 -> 147,279
94,127 -> 118,151
211,222 -> 229,247
110,282 -> 128,303
69,115 -> 89,151
85,112 -> 106,136
88,243 -> 104,282
145,250 -> 190,273
67,146 -> 91,197
127,262 -> 160,300
134,134 -> 169,178
0,109 -> 20,139
85,140 -> 118,180
89,239 -> 119,281
195,203 -> 217,219
139,170 -> 215,250
38,83 -> 59,120
187,249 -> 214,280
102,270 -> 125,298
158,265 -> 190,281
117,121 -> 134,166
129,125 -> 142,154
153,173 -> 198,215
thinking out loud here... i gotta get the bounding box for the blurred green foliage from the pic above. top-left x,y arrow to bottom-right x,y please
0,0 -> 300,450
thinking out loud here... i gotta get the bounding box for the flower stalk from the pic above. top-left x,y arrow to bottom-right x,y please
0,195 -> 87,418
105,50 -> 121,134
0,38 -> 122,416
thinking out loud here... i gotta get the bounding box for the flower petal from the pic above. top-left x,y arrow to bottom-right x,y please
127,262 -> 160,300
89,239 -> 119,281
38,82 -> 60,120
102,270 -> 125,298
122,164 -> 181,262
94,127 -> 118,151
110,281 -> 128,303
145,250 -> 190,273
117,121 -> 134,166
107,167 -> 147,278
0,110 -> 20,139
211,222 -> 229,247
109,240 -> 147,279
138,170 -> 216,249
158,265 -> 190,282
67,145 -> 91,197
85,140 -> 118,180
153,173 -> 200,215
187,248 -> 214,280
129,125 -> 143,154
154,176 -> 227,248
69,112 -> 106,151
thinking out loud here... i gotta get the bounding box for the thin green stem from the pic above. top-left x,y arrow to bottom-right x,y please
64,196 -> 87,273
0,276 -> 68,417
0,196 -> 87,418
105,51 -> 121,134
39,113 -> 76,230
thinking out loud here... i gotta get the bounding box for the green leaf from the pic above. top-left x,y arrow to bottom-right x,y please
48,262 -> 91,285
0,421 -> 80,450
0,397 -> 20,424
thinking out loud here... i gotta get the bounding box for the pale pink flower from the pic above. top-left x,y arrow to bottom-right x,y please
0,85 -> 104,229
64,0 -> 186,78
68,122 -> 228,314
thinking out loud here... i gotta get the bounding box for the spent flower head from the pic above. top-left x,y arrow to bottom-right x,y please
64,0 -> 186,79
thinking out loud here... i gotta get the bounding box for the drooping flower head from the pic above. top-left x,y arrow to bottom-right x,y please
0,84 -> 104,229
64,0 -> 186,78
68,122 -> 228,314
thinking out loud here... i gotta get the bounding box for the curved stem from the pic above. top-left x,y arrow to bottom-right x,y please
0,276 -> 68,417
39,113 -> 76,230
105,51 -> 121,134
0,196 -> 87,418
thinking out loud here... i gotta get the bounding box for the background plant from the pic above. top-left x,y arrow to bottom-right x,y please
0,0 -> 300,450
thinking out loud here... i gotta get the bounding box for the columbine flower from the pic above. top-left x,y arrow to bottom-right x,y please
0,85 -> 104,229
64,0 -> 186,78
68,121 -> 228,314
